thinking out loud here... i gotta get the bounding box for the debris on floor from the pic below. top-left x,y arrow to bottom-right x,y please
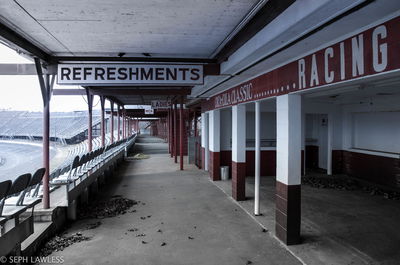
128,228 -> 138,232
78,197 -> 138,219
133,153 -> 150,160
85,221 -> 102,230
188,236 -> 194,240
38,232 -> 91,257
161,242 -> 167,246
302,175 -> 400,200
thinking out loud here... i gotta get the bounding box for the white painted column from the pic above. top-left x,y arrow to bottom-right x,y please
232,104 -> 246,201
327,112 -> 333,175
254,101 -> 261,215
276,94 -> 301,245
209,110 -> 220,153
201,112 -> 209,171
232,105 -> 246,163
209,110 -> 221,180
277,94 -> 302,185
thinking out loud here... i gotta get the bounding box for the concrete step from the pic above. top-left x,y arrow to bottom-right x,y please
21,221 -> 52,257
21,207 -> 67,257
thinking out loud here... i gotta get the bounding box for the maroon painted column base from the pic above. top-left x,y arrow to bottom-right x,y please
276,181 -> 301,245
201,147 -> 205,170
209,151 -> 220,181
232,161 -> 246,201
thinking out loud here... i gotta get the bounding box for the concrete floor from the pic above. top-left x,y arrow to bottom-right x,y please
214,175 -> 400,265
43,136 -> 302,265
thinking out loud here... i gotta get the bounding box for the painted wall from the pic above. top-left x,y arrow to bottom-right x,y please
220,108 -> 232,151
246,111 -> 276,141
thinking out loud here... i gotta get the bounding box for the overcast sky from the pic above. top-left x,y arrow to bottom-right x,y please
0,44 -> 102,112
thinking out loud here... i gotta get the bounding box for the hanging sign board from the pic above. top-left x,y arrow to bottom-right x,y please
57,64 -> 203,85
151,100 -> 171,109
145,109 -> 154,115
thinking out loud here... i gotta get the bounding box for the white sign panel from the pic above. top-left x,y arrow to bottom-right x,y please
145,109 -> 154,115
57,64 -> 203,85
151,100 -> 171,109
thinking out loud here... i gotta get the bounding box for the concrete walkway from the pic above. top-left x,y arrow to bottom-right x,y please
44,136 -> 302,265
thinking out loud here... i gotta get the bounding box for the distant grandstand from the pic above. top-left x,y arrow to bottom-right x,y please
0,110 -> 105,144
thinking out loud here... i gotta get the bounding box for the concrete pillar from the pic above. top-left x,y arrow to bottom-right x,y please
67,200 -> 77,221
208,109 -> 220,181
201,112 -> 209,171
232,104 -> 246,201
254,101 -> 261,215
276,94 -> 301,245
80,187 -> 89,205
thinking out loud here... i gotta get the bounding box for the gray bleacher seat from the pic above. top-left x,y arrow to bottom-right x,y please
2,174 -> 32,219
0,180 -> 12,224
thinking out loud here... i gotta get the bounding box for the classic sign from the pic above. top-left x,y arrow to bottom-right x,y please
57,64 -> 203,85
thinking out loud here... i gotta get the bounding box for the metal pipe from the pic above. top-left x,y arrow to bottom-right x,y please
194,111 -> 198,137
122,111 -> 125,139
180,96 -> 184,170
110,101 -> 114,143
86,89 -> 93,152
117,106 -> 121,141
42,88 -> 50,209
174,101 -> 178,163
254,101 -> 261,215
170,107 -> 173,157
100,96 -> 105,147
35,58 -> 51,209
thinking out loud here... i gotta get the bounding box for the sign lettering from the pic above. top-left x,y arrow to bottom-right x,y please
203,15 -> 400,111
57,64 -> 203,85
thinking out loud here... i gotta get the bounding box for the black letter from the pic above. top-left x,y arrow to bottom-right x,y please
61,68 -> 71,81
118,68 -> 128,80
190,68 -> 200,81
95,68 -> 105,80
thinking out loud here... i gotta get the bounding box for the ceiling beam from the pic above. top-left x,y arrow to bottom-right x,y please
0,64 -> 36,75
89,88 -> 191,96
53,89 -> 86,95
106,95 -> 124,107
215,0 -> 295,63
0,21 -> 51,62
54,56 -> 217,64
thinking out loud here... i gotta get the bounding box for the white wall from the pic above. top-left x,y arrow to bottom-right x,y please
220,108 -> 232,151
341,95 -> 400,157
352,111 -> 400,154
246,111 -> 276,140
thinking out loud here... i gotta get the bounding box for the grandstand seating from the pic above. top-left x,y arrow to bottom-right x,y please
0,110 -> 103,142
0,133 -> 136,257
